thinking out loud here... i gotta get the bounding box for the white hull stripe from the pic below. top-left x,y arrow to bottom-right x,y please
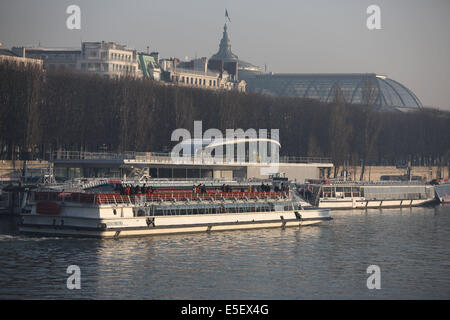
19,219 -> 328,238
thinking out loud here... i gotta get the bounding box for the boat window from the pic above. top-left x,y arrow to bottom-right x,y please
129,200 -> 294,217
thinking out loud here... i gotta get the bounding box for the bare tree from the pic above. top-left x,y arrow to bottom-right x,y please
329,86 -> 351,177
359,75 -> 382,180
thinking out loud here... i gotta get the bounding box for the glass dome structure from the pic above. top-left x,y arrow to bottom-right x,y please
242,73 -> 423,109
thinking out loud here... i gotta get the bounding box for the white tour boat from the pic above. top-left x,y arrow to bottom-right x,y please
18,179 -> 332,238
297,180 -> 436,209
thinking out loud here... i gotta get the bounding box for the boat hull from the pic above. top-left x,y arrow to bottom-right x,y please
19,210 -> 332,238
316,198 -> 435,209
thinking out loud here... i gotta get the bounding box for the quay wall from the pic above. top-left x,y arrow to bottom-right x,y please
0,160 -> 50,181
342,165 -> 449,182
1,160 -> 448,183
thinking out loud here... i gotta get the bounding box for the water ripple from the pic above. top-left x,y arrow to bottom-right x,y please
0,206 -> 449,299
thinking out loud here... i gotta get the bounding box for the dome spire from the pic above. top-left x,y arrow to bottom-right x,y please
211,22 -> 238,61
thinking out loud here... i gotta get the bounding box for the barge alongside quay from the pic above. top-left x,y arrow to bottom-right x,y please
18,179 -> 332,238
297,180 -> 436,209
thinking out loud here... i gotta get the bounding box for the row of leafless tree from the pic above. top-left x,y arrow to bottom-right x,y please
0,62 -> 449,173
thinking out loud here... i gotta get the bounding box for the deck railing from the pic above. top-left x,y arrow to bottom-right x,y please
34,191 -> 290,206
50,151 -> 332,165
304,179 -> 430,186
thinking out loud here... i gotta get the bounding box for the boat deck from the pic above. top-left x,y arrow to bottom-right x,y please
34,190 -> 290,205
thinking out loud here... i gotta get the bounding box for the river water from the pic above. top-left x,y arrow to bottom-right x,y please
0,205 -> 449,299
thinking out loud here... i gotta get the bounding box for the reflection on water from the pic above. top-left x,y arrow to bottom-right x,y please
0,206 -> 449,299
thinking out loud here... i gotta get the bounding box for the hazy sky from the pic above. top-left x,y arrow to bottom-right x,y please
1,0 -> 449,110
